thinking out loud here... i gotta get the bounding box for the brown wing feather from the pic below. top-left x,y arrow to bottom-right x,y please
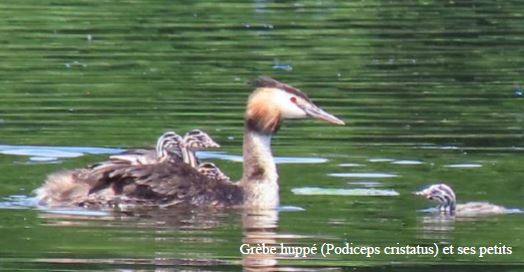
83,160 -> 244,207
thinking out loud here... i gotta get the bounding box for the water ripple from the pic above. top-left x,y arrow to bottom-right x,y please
391,160 -> 424,165
0,145 -> 327,164
329,172 -> 399,178
198,151 -> 327,164
0,195 -> 38,209
292,187 -> 399,196
338,163 -> 365,167
445,163 -> 482,168
0,145 -> 123,162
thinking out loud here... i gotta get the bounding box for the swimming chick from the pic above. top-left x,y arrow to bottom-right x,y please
35,76 -> 345,209
415,183 -> 513,216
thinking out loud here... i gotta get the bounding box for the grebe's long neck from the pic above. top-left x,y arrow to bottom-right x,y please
240,128 -> 279,209
237,79 -> 345,208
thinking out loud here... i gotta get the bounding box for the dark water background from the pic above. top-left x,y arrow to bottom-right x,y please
0,0 -> 523,271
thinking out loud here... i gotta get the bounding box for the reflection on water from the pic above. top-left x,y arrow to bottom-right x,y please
33,206 -> 239,270
242,209 -> 279,270
416,213 -> 457,241
415,210 -> 522,242
30,206 -> 343,271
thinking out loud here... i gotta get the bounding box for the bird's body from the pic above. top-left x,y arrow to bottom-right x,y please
416,183 -> 512,217
35,77 -> 344,209
454,202 -> 508,216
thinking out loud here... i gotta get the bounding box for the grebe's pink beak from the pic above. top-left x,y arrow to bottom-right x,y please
301,102 -> 345,125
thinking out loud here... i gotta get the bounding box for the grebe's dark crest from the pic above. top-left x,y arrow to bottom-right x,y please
416,183 -> 511,216
35,77 -> 344,209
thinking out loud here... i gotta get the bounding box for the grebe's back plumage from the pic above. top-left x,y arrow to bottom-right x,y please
91,160 -> 242,207
416,183 -> 511,216
35,77 -> 344,209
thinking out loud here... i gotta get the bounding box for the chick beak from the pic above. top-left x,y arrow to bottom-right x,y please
300,102 -> 345,125
209,141 -> 220,148
415,189 -> 431,199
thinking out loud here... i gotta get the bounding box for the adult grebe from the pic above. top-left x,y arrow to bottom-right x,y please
35,76 -> 344,209
416,183 -> 511,216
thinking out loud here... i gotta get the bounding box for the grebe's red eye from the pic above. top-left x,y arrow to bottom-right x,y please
290,96 -> 297,103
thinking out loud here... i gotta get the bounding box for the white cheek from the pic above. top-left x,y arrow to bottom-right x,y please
281,104 -> 306,118
272,90 -> 307,119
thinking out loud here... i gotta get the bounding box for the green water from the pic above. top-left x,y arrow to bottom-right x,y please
1,0 -> 523,271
